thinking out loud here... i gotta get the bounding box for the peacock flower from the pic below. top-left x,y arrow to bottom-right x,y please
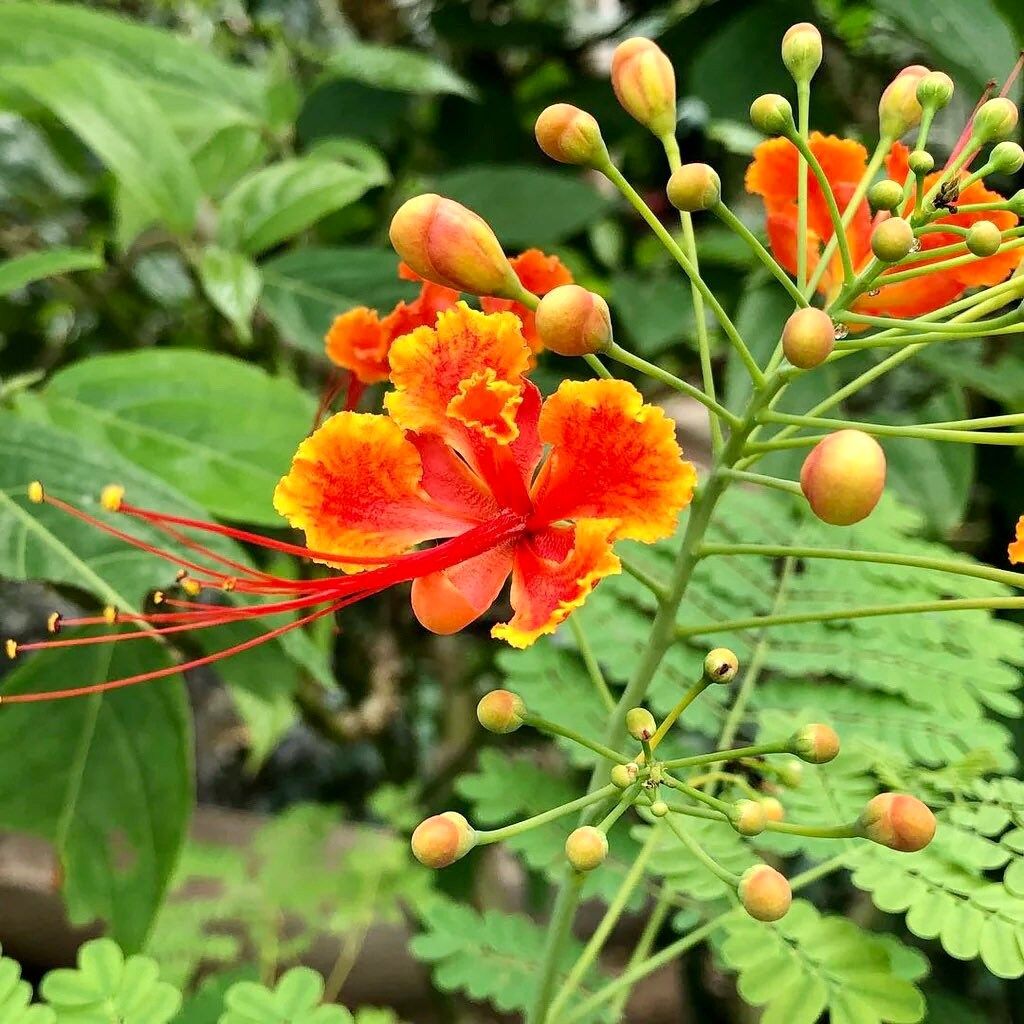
8,306 -> 695,700
745,132 -> 1021,317
1008,516 -> 1024,564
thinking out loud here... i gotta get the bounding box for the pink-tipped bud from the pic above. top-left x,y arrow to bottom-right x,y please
389,194 -> 521,299
610,37 -> 677,137
858,793 -> 936,852
781,307 -> 835,369
625,707 -> 657,742
611,762 -> 639,789
411,812 -> 476,869
781,23 -> 822,83
738,865 -> 792,922
972,97 -> 1019,143
535,284 -> 613,356
800,429 -> 886,526
789,723 -> 840,764
760,797 -> 786,823
868,179 -> 904,212
871,217 -> 915,262
477,690 -> 526,734
966,220 -> 1003,257
730,799 -> 767,836
878,65 -> 929,139
535,103 -> 609,168
704,647 -> 739,684
565,826 -> 609,871
667,163 -> 721,212
750,93 -> 795,136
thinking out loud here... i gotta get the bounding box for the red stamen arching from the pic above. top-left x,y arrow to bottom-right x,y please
1000,52 -> 1024,97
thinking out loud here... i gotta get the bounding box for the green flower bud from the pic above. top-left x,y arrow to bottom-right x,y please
781,22 -> 823,84
703,647 -> 739,684
1009,189 -> 1024,216
730,799 -> 767,836
908,150 -> 934,176
972,97 -> 1019,143
871,217 -> 915,262
565,826 -> 609,871
789,723 -> 840,764
476,689 -> 527,733
611,762 -> 639,790
990,140 -> 1024,174
868,178 -> 905,212
666,163 -> 721,212
650,799 -> 669,818
776,758 -> 804,788
750,93 -> 795,136
916,71 -> 954,110
858,793 -> 936,852
878,65 -> 929,139
739,864 -> 792,922
781,306 -> 836,369
966,220 -> 1003,257
625,707 -> 657,742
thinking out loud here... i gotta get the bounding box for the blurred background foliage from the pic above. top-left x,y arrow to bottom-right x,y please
2,0 -> 1024,1021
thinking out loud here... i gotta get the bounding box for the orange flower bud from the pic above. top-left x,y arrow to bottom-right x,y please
389,194 -> 522,299
730,799 -> 767,836
625,707 -> 656,741
878,66 -> 929,140
739,864 -> 792,922
477,689 -> 526,734
800,430 -> 886,526
761,797 -> 785,823
611,762 -> 639,789
565,825 -> 609,871
789,723 -> 840,764
781,307 -> 835,369
411,811 -> 475,869
666,163 -> 721,212
972,97 -> 1019,143
534,284 -> 612,357
781,23 -> 822,83
535,103 -> 609,169
871,217 -> 915,262
703,647 -> 738,684
610,37 -> 677,138
750,93 -> 795,136
858,793 -> 936,852
966,220 -> 1002,257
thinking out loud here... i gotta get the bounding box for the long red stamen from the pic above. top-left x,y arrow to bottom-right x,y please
314,371 -> 347,429
1000,52 -> 1024,97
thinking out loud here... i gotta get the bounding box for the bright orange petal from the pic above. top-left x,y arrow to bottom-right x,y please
273,412 -> 477,569
530,379 -> 697,542
412,543 -> 514,634
447,368 -> 524,444
1009,516 -> 1024,565
385,303 -> 532,444
492,522 -> 620,648
852,272 -> 964,319
325,308 -> 391,384
481,249 -> 573,353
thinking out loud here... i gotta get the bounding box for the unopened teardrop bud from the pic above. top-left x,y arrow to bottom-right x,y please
535,284 -> 612,356
871,217 -> 915,262
730,799 -> 767,836
611,762 -> 639,789
878,65 -> 929,139
908,150 -> 934,176
739,864 -> 792,921
868,179 -> 904,212
990,140 -> 1024,174
781,23 -> 822,83
966,220 -> 1003,257
625,707 -> 657,742
789,723 -> 840,764
611,37 -> 677,138
477,690 -> 526,734
858,792 -> 936,852
750,93 -> 795,136
800,429 -> 886,525
565,826 -> 609,871
916,71 -> 954,111
411,812 -> 476,869
782,306 -> 835,369
535,103 -> 609,169
972,97 -> 1019,143
703,647 -> 739,684
666,163 -> 721,212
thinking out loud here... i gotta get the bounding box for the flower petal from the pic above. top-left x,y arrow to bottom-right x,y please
492,522 -> 620,649
1009,515 -> 1024,565
273,412 -> 477,569
530,379 -> 697,541
481,249 -> 573,352
412,542 -> 514,635
410,432 -> 500,523
325,308 -> 391,383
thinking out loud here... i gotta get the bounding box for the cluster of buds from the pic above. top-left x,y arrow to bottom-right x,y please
410,648 -> 937,925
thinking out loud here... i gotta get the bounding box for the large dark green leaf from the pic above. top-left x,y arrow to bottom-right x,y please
323,41 -> 476,99
0,248 -> 102,296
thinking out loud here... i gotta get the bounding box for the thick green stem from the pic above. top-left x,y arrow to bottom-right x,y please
661,740 -> 790,771
650,677 -> 709,749
523,714 -> 628,765
476,785 -> 619,845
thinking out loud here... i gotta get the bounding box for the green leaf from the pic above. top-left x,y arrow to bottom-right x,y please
609,272 -> 697,357
0,248 -> 102,296
1,59 -> 201,235
197,248 -> 263,344
220,967 -> 351,1024
432,166 -> 608,247
0,944 -> 57,1023
260,248 -> 414,354
36,350 -> 315,526
218,159 -> 379,256
323,42 -> 476,100
41,939 -> 181,1024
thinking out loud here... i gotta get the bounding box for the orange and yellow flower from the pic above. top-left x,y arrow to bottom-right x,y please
746,132 -> 1021,317
481,249 -> 574,352
1008,517 -> 1024,564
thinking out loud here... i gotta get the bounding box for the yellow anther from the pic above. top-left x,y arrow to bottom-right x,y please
221,577 -> 237,592
152,590 -> 165,605
100,484 -> 125,512
102,606 -> 119,625
4,640 -> 17,660
180,578 -> 202,597
27,481 -> 44,504
174,569 -> 188,582
46,612 -> 62,635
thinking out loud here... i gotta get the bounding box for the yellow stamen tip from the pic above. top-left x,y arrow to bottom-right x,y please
181,578 -> 202,597
102,606 -> 119,625
152,591 -> 165,605
27,481 -> 44,504
221,577 -> 237,592
4,640 -> 17,660
100,484 -> 125,512
46,612 -> 62,635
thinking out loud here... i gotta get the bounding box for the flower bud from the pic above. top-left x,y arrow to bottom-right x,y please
650,799 -> 669,818
972,97 -> 1019,143
565,826 -> 609,871
916,71 -> 954,110
610,38 -> 677,138
535,103 -> 609,169
730,799 -> 767,836
1008,189 -> 1024,216
789,723 -> 840,764
476,689 -> 526,734
611,762 -> 639,789
908,150 -> 934,176
781,307 -> 835,369
871,217 -> 915,262
704,647 -> 739,684
990,140 -> 1024,174
868,179 -> 904,212
625,707 -> 657,742
666,163 -> 721,213
800,429 -> 886,525
739,864 -> 792,922
781,23 -> 822,83
535,285 -> 612,357
858,793 -> 936,852
878,65 -> 929,139
411,812 -> 475,869
389,194 -> 521,298
966,220 -> 1003,257
760,797 -> 785,823
776,759 -> 804,788
750,93 -> 795,136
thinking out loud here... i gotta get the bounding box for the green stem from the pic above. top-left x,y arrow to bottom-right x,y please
720,467 -> 802,496
858,238 -> 1024,288
530,870 -> 586,1024
523,714 -> 629,765
650,677 -> 710,749
796,79 -> 810,293
569,617 -> 615,713
764,818 -> 859,838
583,353 -> 614,379
664,811 -> 740,886
476,784 -> 620,844
606,886 -> 673,1019
620,556 -> 671,602
754,411 -> 1024,446
663,776 -> 734,815
661,740 -> 790,771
